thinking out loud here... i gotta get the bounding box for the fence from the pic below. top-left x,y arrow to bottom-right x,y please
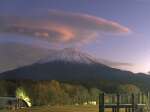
99,93 -> 150,112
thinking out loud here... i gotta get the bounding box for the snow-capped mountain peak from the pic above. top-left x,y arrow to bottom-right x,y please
38,48 -> 98,64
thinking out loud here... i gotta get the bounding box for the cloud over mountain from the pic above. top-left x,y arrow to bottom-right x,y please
0,43 -> 52,73
0,10 -> 130,45
99,59 -> 133,68
0,10 -> 131,72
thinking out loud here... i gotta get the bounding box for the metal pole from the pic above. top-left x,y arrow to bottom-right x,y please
99,93 -> 105,112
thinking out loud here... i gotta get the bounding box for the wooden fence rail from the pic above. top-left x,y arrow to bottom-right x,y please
99,93 -> 150,112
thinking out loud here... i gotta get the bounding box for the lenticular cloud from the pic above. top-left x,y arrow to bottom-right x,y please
0,10 -> 130,45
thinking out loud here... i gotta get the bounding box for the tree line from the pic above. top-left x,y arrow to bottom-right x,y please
0,80 -> 140,106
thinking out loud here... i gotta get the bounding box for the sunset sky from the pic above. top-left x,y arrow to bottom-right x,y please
0,0 -> 150,73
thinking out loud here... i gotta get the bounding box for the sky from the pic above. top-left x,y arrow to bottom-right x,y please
0,0 -> 150,73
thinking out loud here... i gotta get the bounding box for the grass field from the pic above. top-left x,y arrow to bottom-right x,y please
0,105 -> 130,112
0,105 -> 99,112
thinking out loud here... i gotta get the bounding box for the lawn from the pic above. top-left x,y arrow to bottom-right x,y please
0,105 -> 99,112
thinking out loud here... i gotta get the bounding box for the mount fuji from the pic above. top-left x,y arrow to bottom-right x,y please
0,48 -> 107,80
0,48 -> 150,91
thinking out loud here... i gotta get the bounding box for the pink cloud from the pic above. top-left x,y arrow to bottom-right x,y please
0,10 -> 130,45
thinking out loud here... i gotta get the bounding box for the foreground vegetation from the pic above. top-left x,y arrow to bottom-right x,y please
0,80 -> 140,106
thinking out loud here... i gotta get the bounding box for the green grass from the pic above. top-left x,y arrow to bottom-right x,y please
0,109 -> 9,112
0,105 -> 99,112
0,106 -> 130,112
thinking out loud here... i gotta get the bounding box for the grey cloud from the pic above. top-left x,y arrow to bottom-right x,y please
99,59 -> 133,68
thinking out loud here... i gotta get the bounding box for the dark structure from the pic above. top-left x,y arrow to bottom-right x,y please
99,93 -> 150,112
0,97 -> 29,110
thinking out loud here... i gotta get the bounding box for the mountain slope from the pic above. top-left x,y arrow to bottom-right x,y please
0,48 -> 150,91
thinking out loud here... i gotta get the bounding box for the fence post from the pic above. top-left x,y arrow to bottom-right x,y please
142,93 -> 144,104
99,93 -> 105,112
147,92 -> 150,103
131,93 -> 135,112
117,93 -> 120,112
137,93 -> 141,104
